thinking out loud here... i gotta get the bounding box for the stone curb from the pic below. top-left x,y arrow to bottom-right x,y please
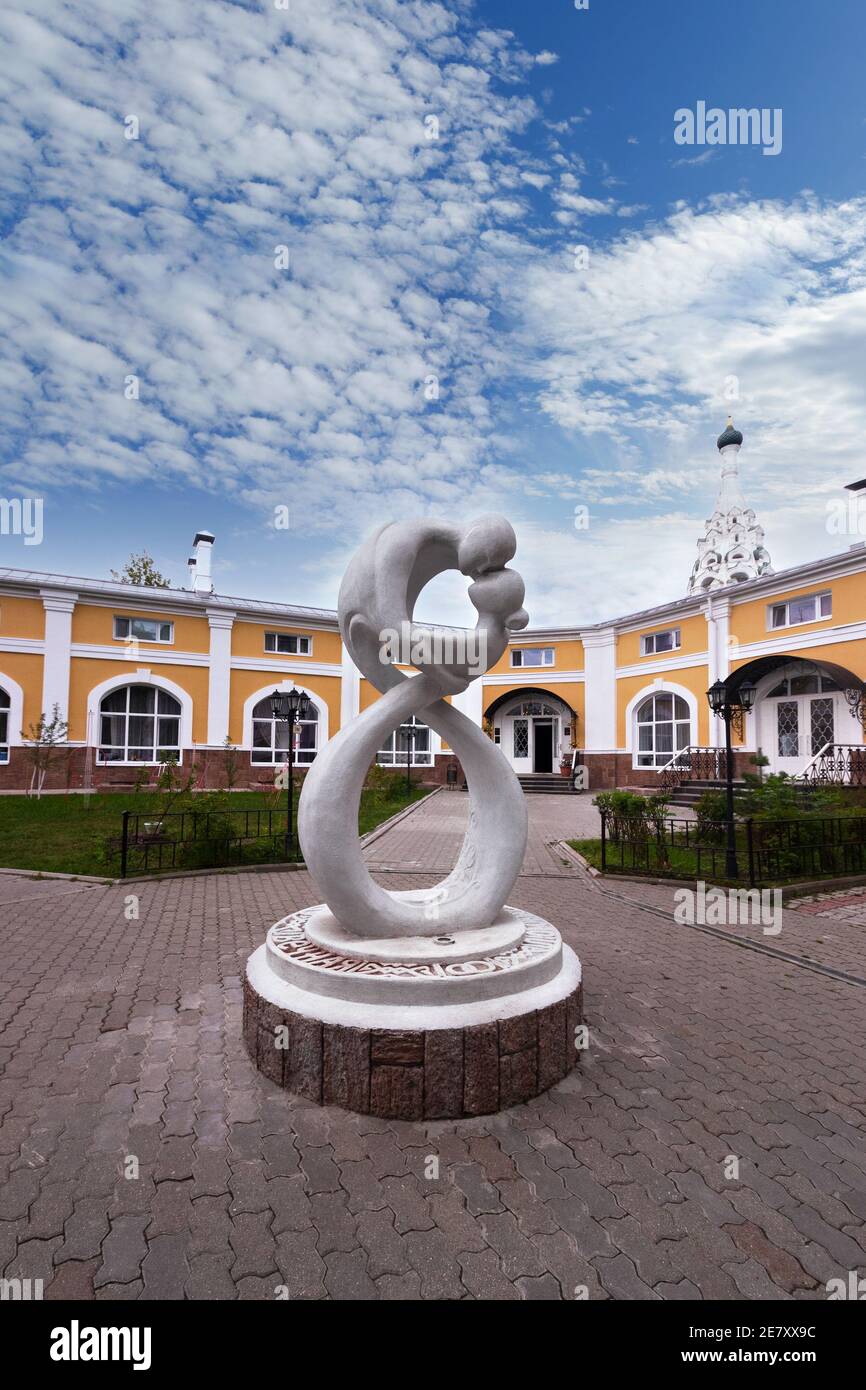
554,840 -> 599,874
0,866 -> 115,886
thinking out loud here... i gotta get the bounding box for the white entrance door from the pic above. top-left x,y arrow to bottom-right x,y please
760,693 -> 837,775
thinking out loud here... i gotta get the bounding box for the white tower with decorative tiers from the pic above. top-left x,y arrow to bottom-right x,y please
688,419 -> 772,593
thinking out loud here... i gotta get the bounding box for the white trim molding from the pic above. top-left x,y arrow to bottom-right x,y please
615,653 -> 709,679
86,668 -> 195,756
229,657 -> 342,677
0,670 -> 25,748
482,669 -> 585,686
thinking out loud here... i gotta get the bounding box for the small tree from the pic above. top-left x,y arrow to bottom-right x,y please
221,736 -> 240,792
110,551 -> 170,587
22,705 -> 69,798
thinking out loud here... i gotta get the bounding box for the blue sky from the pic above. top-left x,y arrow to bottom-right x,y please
1,0 -> 865,627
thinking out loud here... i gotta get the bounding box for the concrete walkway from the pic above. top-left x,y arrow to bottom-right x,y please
0,792 -> 864,1300
364,788 -> 601,876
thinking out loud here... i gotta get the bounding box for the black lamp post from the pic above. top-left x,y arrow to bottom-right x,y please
706,678 -> 757,878
270,687 -> 312,858
403,719 -> 416,797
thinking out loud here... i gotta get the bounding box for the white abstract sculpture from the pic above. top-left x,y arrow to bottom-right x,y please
299,514 -> 529,937
244,514 -> 582,1119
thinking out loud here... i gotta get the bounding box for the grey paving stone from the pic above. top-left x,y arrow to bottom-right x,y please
2,798 -> 865,1303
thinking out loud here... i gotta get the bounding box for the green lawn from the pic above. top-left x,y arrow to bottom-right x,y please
568,837 -> 710,880
0,786 -> 429,878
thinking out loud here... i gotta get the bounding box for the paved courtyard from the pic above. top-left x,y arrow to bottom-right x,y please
1,789 -> 864,1300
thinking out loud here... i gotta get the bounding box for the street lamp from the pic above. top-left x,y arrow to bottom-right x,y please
403,718 -> 416,797
706,678 -> 757,878
270,687 -> 312,858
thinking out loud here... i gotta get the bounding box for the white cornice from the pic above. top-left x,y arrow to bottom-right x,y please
482,670 -> 585,686
230,657 -> 342,677
615,651 -> 710,678
581,627 -> 617,649
731,621 -> 866,660
70,643 -> 210,667
232,613 -> 338,633
0,637 -> 45,655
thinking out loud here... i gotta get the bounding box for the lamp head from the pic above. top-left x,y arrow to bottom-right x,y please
738,680 -> 757,713
707,679 -> 726,715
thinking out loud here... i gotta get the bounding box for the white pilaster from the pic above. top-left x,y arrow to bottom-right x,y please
452,677 -> 483,727
206,610 -> 235,745
40,590 -> 76,726
339,641 -> 361,731
582,627 -> 617,750
705,596 -> 731,746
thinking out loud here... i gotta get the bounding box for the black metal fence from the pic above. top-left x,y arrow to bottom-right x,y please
600,811 -> 866,885
799,744 -> 866,787
115,808 -> 298,877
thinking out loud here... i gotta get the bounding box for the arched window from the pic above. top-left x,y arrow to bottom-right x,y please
98,684 -> 182,763
0,687 -> 9,763
251,696 -> 319,765
378,715 -> 432,767
635,692 -> 691,767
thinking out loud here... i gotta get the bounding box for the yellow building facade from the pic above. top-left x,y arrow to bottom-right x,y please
1,529 -> 864,793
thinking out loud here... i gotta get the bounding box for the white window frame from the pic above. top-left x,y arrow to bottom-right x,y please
640,628 -> 681,656
511,646 -> 554,668
767,591 -> 832,631
113,615 -> 174,645
0,687 -> 9,763
250,696 -> 320,766
376,714 -> 432,767
96,683 -> 183,765
633,691 -> 692,768
264,631 -> 312,656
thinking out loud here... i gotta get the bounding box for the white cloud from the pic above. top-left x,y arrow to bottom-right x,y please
1,1 -> 865,626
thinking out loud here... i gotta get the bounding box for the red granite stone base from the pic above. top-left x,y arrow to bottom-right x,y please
243,975 -> 583,1119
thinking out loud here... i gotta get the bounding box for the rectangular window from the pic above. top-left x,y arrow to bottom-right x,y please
767,592 -> 831,630
640,628 -> 681,656
264,632 -> 312,655
511,647 -> 554,668
113,616 -> 173,643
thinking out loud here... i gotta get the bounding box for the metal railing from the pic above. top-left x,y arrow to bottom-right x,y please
798,743 -> 866,787
600,810 -> 866,885
115,807 -> 297,877
658,746 -> 729,791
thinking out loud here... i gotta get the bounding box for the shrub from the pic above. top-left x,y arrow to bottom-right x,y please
695,789 -> 728,843
364,763 -> 406,800
594,790 -> 655,842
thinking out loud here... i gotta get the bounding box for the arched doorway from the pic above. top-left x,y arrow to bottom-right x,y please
484,689 -> 576,774
725,657 -> 865,776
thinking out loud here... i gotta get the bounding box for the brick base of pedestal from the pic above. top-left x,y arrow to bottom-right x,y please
243,976 -> 583,1119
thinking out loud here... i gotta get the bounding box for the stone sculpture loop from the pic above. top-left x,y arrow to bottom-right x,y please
299,515 -> 530,938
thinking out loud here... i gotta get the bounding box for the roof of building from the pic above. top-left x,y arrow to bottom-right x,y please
0,566 -> 339,625
2,539 -> 865,640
